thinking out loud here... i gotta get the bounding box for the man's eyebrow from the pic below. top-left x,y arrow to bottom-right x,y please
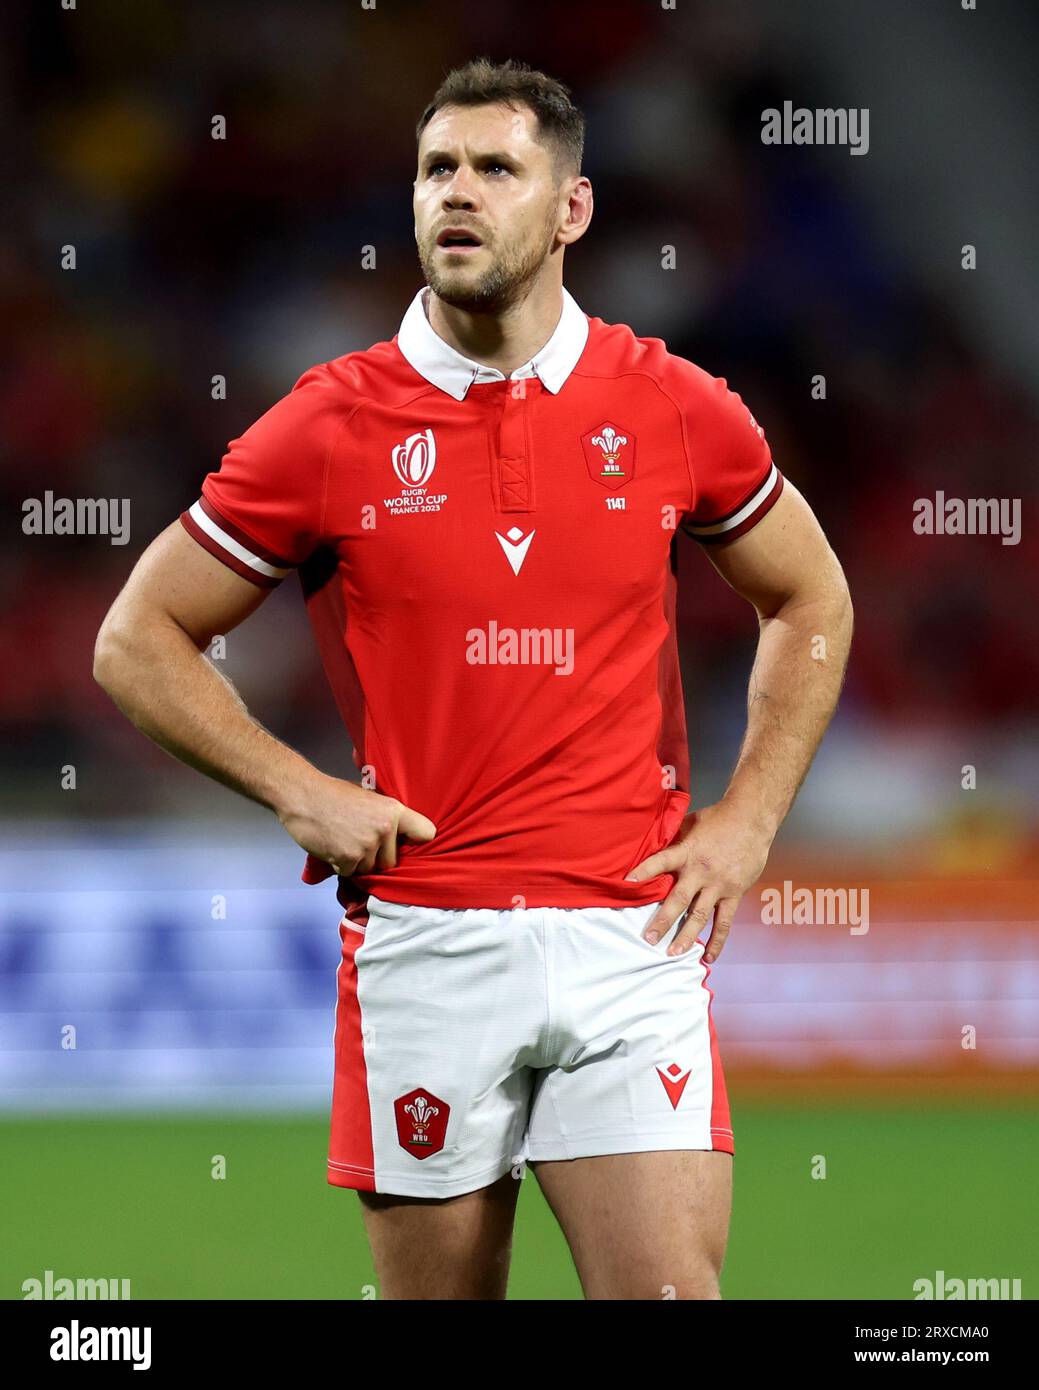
420,148 -> 522,168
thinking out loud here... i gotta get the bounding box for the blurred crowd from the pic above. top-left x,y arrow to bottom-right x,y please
3,0 -> 1036,847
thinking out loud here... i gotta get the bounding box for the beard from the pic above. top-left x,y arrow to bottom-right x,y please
418,207 -> 559,314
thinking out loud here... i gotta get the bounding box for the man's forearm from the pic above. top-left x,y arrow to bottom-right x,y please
93,613 -> 321,818
723,589 -> 853,839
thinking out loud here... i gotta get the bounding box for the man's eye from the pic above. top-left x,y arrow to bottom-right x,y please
426,161 -> 510,177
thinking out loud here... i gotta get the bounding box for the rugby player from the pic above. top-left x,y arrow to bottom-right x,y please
94,58 -> 853,1300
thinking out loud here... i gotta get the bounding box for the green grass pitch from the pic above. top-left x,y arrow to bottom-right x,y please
3,1103 -> 1035,1300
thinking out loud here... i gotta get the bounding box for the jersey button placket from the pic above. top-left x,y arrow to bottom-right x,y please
496,377 -> 538,513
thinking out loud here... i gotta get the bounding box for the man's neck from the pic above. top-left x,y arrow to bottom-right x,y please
425,276 -> 564,377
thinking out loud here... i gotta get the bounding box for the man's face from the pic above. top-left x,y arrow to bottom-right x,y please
414,102 -> 566,312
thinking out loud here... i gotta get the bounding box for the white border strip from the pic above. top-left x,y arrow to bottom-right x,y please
188,501 -> 289,579
686,462 -> 779,537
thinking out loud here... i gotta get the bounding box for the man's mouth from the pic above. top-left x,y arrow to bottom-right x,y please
435,227 -> 485,252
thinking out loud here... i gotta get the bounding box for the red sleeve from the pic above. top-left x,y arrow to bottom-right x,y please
179,364 -> 343,587
676,367 -> 784,545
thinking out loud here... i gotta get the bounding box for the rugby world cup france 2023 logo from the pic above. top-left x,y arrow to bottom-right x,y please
392,428 -> 437,488
385,428 -> 448,514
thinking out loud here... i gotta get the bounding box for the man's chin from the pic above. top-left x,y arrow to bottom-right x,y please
425,270 -> 503,313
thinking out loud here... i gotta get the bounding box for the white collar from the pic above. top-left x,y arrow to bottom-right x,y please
396,285 -> 589,400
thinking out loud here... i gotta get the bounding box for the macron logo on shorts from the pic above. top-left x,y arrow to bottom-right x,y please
394,1088 -> 450,1159
656,1063 -> 691,1110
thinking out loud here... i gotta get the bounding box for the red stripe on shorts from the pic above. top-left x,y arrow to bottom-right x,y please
327,901 -> 375,1191
698,947 -> 735,1155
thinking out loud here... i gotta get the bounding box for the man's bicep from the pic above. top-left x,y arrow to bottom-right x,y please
106,521 -> 274,648
699,481 -> 847,618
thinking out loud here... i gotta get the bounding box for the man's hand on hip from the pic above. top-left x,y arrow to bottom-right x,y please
625,801 -> 773,961
278,771 -> 437,876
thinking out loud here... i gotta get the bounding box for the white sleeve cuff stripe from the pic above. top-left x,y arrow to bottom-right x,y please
188,501 -> 290,579
685,463 -> 779,536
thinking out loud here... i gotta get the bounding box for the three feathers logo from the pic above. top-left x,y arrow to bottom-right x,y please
581,421 -> 637,491
394,1087 -> 450,1159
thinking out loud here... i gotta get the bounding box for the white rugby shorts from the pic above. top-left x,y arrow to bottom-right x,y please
327,894 -> 733,1198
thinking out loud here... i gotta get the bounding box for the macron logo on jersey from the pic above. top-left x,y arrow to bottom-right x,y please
495,525 -> 535,575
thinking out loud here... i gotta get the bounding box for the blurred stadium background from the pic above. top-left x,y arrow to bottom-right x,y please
2,0 -> 1036,1298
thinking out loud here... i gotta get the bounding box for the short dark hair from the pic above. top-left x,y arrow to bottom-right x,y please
416,57 -> 585,177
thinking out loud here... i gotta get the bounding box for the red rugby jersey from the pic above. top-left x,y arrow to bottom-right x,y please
180,287 -> 784,910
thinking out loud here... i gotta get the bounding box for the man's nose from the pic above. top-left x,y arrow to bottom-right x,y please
442,170 -> 479,208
